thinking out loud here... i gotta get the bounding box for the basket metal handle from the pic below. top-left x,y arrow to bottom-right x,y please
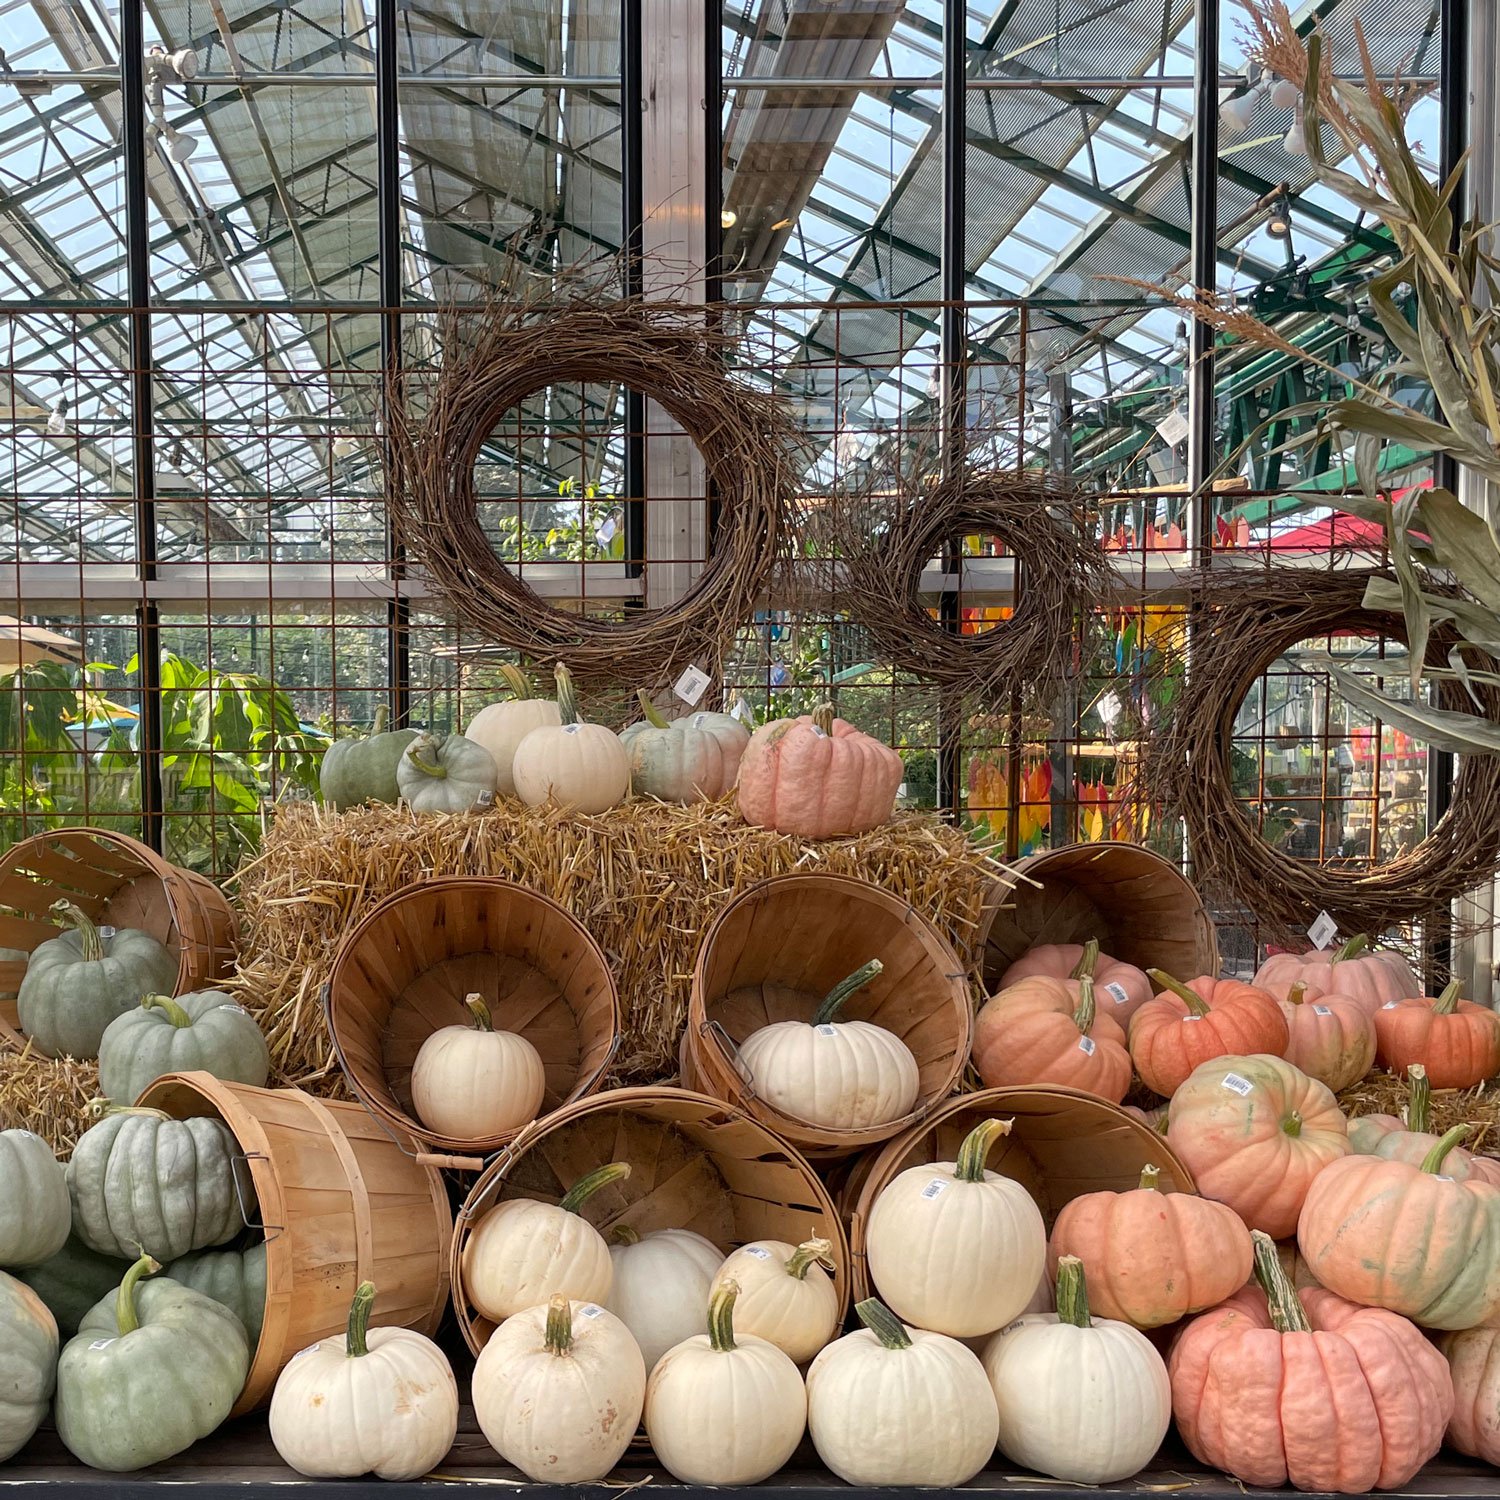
230,1151 -> 282,1241
700,1016 -> 756,1097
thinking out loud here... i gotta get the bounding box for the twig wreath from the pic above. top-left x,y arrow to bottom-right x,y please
386,294 -> 798,682
1146,568 -> 1500,942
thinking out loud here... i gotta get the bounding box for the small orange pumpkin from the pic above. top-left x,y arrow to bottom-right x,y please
1128,972 -> 1289,1099
1279,982 -> 1375,1092
1298,1125 -> 1500,1329
1166,1053 -> 1349,1237
1373,979 -> 1500,1089
1253,933 -> 1419,1018
998,939 -> 1153,1027
1171,1231 -> 1453,1492
1047,1163 -> 1252,1328
1439,1325 -> 1500,1464
1347,1065 -> 1500,1185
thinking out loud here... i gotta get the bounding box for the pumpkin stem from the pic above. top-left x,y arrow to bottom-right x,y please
1434,979 -> 1464,1015
345,1281 -> 376,1358
1138,1164 -> 1161,1192
141,994 -> 193,1029
1147,969 -> 1210,1017
369,704 -> 391,737
812,960 -> 884,1025
544,1293 -> 574,1356
1282,1110 -> 1303,1138
1421,1124 -> 1471,1173
855,1297 -> 912,1351
403,734 -> 448,780
1332,933 -> 1369,962
811,702 -> 835,736
115,1253 -> 161,1337
559,1161 -> 631,1214
636,689 -> 671,730
1055,1256 -> 1092,1329
497,664 -> 534,702
607,1223 -> 640,1246
51,899 -> 104,964
708,1279 -> 740,1352
1286,982 -> 1307,1006
87,1101 -> 171,1121
1069,939 -> 1101,982
1406,1065 -> 1431,1133
1250,1230 -> 1311,1334
786,1238 -> 833,1280
464,993 -> 493,1032
954,1117 -> 1012,1182
555,664 -> 580,727
1072,975 -> 1097,1035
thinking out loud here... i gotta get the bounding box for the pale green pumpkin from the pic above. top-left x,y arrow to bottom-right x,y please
98,990 -> 270,1105
68,1108 -> 249,1262
396,732 -> 499,813
319,706 -> 419,810
0,1270 -> 57,1462
54,1255 -> 249,1472
16,1235 -> 130,1338
0,1129 -> 69,1269
163,1241 -> 267,1345
17,900 -> 176,1060
620,691 -> 749,803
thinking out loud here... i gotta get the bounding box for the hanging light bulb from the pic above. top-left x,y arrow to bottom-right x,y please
164,125 -> 198,162
1219,85 -> 1260,136
1265,193 -> 1294,239
1269,76 -> 1300,109
719,208 -> 737,229
1283,109 -> 1307,157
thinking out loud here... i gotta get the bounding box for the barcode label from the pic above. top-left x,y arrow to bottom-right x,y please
1312,1005 -> 1332,1016
87,1339 -> 115,1351
1221,1073 -> 1253,1097
1102,982 -> 1130,1006
580,1304 -> 605,1319
1182,1014 -> 1203,1022
97,925 -> 116,940
1077,1035 -> 1096,1056
216,1004 -> 251,1017
1307,910 -> 1339,950
475,789 -> 495,807
816,1024 -> 837,1037
673,666 -> 711,706
742,1246 -> 772,1261
920,1178 -> 948,1200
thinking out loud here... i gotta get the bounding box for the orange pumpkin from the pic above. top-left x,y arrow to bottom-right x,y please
1347,1065 -> 1500,1185
1373,979 -> 1500,1089
1047,1163 -> 1252,1328
1166,1053 -> 1349,1237
1171,1231 -> 1453,1492
1298,1125 -> 1500,1329
735,703 -> 902,838
1128,973 -> 1289,1099
1253,933 -> 1419,1018
1439,1325 -> 1500,1464
998,939 -> 1153,1027
1279,982 -> 1375,1092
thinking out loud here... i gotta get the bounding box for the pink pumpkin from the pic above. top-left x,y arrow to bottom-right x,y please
1279,983 -> 1375,1092
1253,934 -> 1418,1018
1440,1325 -> 1500,1464
999,939 -> 1153,1027
1347,1065 -> 1500,1185
735,703 -> 902,838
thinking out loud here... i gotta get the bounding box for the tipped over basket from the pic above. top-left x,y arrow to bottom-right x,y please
325,876 -> 619,1159
842,1085 -> 1195,1305
138,1070 -> 452,1416
450,1084 -> 849,1355
0,827 -> 239,1049
685,872 -> 972,1157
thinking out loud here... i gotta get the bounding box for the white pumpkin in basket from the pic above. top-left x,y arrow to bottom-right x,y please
463,665 -> 561,799
604,1226 -> 722,1373
472,1294 -> 645,1483
269,1281 -> 458,1481
409,994 -> 545,1141
710,1237 -> 838,1364
983,1256 -> 1171,1484
396,732 -> 498,814
512,664 -> 630,814
735,960 -> 919,1130
864,1116 -> 1045,1337
806,1298 -> 998,1487
462,1162 -> 628,1323
644,1279 -> 806,1485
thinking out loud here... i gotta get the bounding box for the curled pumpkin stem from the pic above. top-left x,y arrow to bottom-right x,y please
115,1253 -> 161,1337
954,1117 -> 1012,1182
497,664 -> 534,702
559,1161 -> 630,1213
346,1281 -> 376,1358
404,734 -> 448,780
464,994 -> 493,1032
142,994 -> 193,1028
786,1238 -> 833,1279
812,960 -> 883,1025
635,689 -> 670,730
1421,1124 -> 1471,1174
51,899 -> 104,964
1433,979 -> 1464,1015
1147,969 -> 1211,1017
1069,939 -> 1101,982
708,1280 -> 740,1352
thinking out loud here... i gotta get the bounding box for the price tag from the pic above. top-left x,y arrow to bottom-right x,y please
580,1304 -> 605,1319
88,1338 -> 116,1352
816,1024 -> 838,1037
897,783 -> 908,799
593,515 -> 617,546
1181,1014 -> 1203,1022
1221,1072 -> 1253,1097
1102,982 -> 1130,1006
998,1320 -> 1023,1336
1077,1035 -> 1096,1056
1307,910 -> 1339,950
729,699 -> 753,725
742,1246 -> 772,1261
768,662 -> 789,687
1434,1176 -> 1455,1184
673,665 -> 711,706
1156,408 -> 1190,447
920,1178 -> 949,1200
215,1004 -> 251,1017
1382,1000 -> 1402,1010
475,789 -> 496,808
1312,1005 -> 1332,1017
97,925 -> 116,941
562,724 -> 581,736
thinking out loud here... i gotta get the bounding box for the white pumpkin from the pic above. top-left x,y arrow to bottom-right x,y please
0,1129 -> 70,1268
268,1280 -> 458,1481
512,664 -> 630,814
806,1298 -> 998,1487
735,959 -> 919,1131
462,1162 -> 627,1323
409,994 -> 545,1142
620,692 -> 749,803
605,1226 -> 722,1373
982,1256 -> 1171,1484
472,1294 -> 645,1482
464,665 -> 562,799
396,732 -> 498,814
644,1279 -> 806,1484
864,1116 -> 1046,1337
711,1237 -> 838,1364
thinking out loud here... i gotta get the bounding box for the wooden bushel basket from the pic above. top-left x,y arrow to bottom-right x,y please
325,877 -> 619,1162
138,1070 -> 452,1417
842,1085 -> 1195,1305
450,1085 -> 849,1356
0,828 -> 239,1050
685,872 -> 972,1158
975,841 -> 1218,991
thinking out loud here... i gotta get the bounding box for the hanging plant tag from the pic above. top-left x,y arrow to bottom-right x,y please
475,789 -> 495,808
1307,910 -> 1339,950
729,699 -> 754,725
673,664 -> 711,706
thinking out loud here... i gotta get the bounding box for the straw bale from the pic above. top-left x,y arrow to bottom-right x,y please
0,1044 -> 99,1157
1339,1070 -> 1500,1157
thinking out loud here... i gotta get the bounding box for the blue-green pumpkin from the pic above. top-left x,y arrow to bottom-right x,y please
319,706 -> 418,810
0,1269 -> 57,1462
97,990 -> 270,1105
15,1235 -> 130,1339
162,1241 -> 267,1345
0,1128 -> 69,1269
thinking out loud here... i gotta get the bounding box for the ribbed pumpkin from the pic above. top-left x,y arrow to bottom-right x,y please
1047,1164 -> 1252,1328
0,1269 -> 57,1462
396,732 -> 499,814
1298,1125 -> 1500,1329
512,665 -> 631,814
604,1226 -> 722,1374
999,939 -> 1154,1028
1253,933 -> 1419,1017
97,991 -> 270,1105
1373,979 -> 1500,1089
409,995 -> 545,1143
0,1128 -> 69,1269
319,706 -> 418,809
163,1241 -> 268,1345
620,692 -> 748,803
736,703 -> 902,838
1128,973 -> 1289,1099
463,665 -> 561,800
1170,1231 -> 1452,1492
1165,1054 -> 1349,1237
711,1238 -> 839,1365
1347,1066 -> 1500,1185
1278,982 -> 1375,1093
1439,1325 -> 1500,1465
14,1235 -> 128,1338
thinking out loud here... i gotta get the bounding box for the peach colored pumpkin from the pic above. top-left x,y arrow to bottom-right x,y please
735,703 -> 902,838
1347,1066 -> 1500,1185
972,969 -> 1130,1104
1278,983 -> 1375,1092
998,940 -> 1153,1028
1253,934 -> 1419,1018
1047,1164 -> 1252,1328
1128,973 -> 1288,1099
1373,979 -> 1500,1089
1439,1325 -> 1500,1464
1121,1103 -> 1167,1135
1298,1125 -> 1500,1329
1170,1231 -> 1452,1492
1166,1054 -> 1349,1238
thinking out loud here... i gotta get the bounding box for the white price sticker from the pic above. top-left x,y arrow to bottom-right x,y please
729,699 -> 753,725
673,665 -> 712,706
998,1320 -> 1023,1336
215,1004 -> 251,1017
290,1342 -> 323,1360
816,1024 -> 838,1037
1434,1175 -> 1455,1184
580,1304 -> 606,1320
1307,910 -> 1339,950
475,789 -> 496,808
1102,982 -> 1130,1006
920,1178 -> 949,1200
1156,408 -> 1190,447
593,515 -> 617,546
1382,1001 -> 1402,1010
1181,1014 -> 1203,1022
1312,1005 -> 1333,1017
1077,1035 -> 1096,1056
1221,1072 -> 1254,1097
742,1246 -> 772,1261
562,724 -> 580,736
97,925 -> 116,940
88,1339 -> 117,1352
